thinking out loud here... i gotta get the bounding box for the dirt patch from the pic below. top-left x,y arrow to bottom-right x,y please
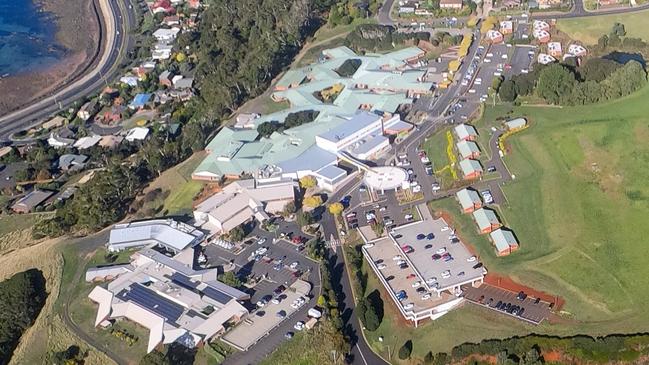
484,272 -> 565,311
576,136 -> 624,200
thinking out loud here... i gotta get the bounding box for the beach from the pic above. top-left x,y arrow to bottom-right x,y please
0,0 -> 100,116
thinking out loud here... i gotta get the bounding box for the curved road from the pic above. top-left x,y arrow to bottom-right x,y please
0,0 -> 136,142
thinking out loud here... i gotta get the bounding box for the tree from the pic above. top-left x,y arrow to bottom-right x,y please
424,351 -> 435,364
398,340 -> 413,360
139,350 -> 169,365
228,225 -> 246,242
283,201 -> 297,215
0,269 -> 47,364
499,80 -> 517,102
218,271 -> 242,288
491,75 -> 504,93
257,121 -> 281,138
536,64 -> 575,105
175,52 -> 187,63
362,296 -> 381,331
299,175 -> 317,189
328,202 -> 344,216
296,211 -> 315,227
303,195 -> 323,208
579,58 -> 621,82
611,22 -> 626,37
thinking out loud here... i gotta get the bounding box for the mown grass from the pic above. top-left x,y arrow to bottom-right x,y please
362,85 -> 649,359
556,9 -> 649,44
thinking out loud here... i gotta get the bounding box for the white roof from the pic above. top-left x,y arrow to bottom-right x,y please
125,127 -> 150,141
108,219 -> 203,252
454,124 -> 478,140
73,135 -> 102,149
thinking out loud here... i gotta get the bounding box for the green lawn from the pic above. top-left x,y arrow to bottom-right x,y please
364,85 -> 649,360
421,127 -> 459,189
556,9 -> 649,44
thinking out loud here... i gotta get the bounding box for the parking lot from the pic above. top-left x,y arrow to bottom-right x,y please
222,280 -> 312,350
390,205 -> 486,293
364,237 -> 457,314
463,284 -> 553,325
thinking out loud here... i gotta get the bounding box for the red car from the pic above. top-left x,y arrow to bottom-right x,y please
406,273 -> 417,279
401,245 -> 414,254
431,254 -> 442,260
292,236 -> 303,244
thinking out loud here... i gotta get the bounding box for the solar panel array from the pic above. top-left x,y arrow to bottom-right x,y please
120,284 -> 184,322
170,272 -> 199,291
201,285 -> 232,305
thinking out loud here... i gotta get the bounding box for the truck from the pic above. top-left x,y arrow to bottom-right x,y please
305,317 -> 318,330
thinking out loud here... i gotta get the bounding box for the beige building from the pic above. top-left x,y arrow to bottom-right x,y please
193,179 -> 296,235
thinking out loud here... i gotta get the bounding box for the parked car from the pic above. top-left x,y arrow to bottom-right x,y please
285,332 -> 294,339
481,190 -> 494,204
294,321 -> 305,331
416,233 -> 426,240
403,303 -> 414,310
377,263 -> 387,269
426,233 -> 435,240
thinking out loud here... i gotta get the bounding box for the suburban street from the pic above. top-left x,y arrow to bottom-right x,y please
0,0 -> 137,142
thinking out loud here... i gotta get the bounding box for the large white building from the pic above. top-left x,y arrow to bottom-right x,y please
193,179 -> 296,235
88,247 -> 249,353
107,219 -> 205,253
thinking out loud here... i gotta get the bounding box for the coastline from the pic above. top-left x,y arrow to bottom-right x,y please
0,0 -> 100,116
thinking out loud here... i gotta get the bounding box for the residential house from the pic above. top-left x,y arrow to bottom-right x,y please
188,0 -> 201,9
501,0 -> 521,7
486,30 -> 504,44
439,0 -> 463,9
490,228 -> 519,256
454,124 -> 478,141
152,44 -> 173,60
456,140 -> 480,159
73,135 -> 102,150
120,75 -> 139,87
568,44 -> 587,57
537,53 -> 556,65
0,146 -> 13,159
537,0 -> 562,9
12,190 -> 54,213
153,27 -> 180,42
163,15 -> 180,26
455,188 -> 482,213
77,100 -> 100,121
58,154 -> 89,172
173,77 -> 194,90
99,135 -> 124,148
459,159 -> 483,180
547,42 -> 562,57
472,208 -> 502,234
125,127 -> 150,142
150,0 -> 175,13
48,132 -> 75,148
43,116 -> 66,130
533,29 -> 551,43
533,20 -> 550,32
399,1 -> 417,13
193,179 -> 296,235
96,106 -> 124,125
500,21 -> 514,35
129,93 -> 153,110
159,70 -> 174,87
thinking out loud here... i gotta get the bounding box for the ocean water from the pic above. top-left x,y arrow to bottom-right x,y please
0,0 -> 65,76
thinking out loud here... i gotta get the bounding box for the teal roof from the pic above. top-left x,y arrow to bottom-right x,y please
322,46 -> 357,59
275,69 -> 307,89
490,229 -> 518,252
456,140 -> 480,158
472,208 -> 500,231
459,158 -> 483,176
456,188 -> 481,211
454,124 -> 478,140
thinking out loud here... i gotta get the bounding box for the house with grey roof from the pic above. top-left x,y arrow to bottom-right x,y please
456,140 -> 480,159
12,189 -> 54,213
472,208 -> 502,234
58,154 -> 88,172
455,188 -> 482,213
454,123 -> 478,141
505,118 -> 527,131
459,159 -> 483,180
490,228 -> 519,256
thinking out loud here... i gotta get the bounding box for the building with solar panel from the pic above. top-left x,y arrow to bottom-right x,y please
107,218 -> 205,253
88,246 -> 250,353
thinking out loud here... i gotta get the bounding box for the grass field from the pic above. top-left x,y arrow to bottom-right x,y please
556,9 -> 649,44
364,84 -> 649,360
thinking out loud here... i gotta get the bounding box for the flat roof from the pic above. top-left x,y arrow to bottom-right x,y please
317,112 -> 381,143
364,166 -> 408,191
390,207 -> 486,293
109,219 -> 203,252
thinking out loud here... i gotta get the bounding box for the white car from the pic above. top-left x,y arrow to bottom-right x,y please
501,54 -> 508,59
392,255 -> 403,261
377,263 -> 387,270
475,78 -> 482,85
494,71 -> 502,77
257,238 -> 267,245
411,281 -> 421,288
413,185 -> 422,193
289,261 -> 299,270
461,79 -> 469,86
363,243 -> 375,249
256,299 -> 268,307
486,53 -> 494,58
421,293 -> 432,300
431,183 -> 441,191
426,277 -> 437,285
405,214 -> 414,220
271,298 -> 280,305
435,247 -> 447,254
256,247 -> 268,255
468,89 -> 476,94
481,190 -> 494,204
396,260 -> 407,266
403,303 -> 414,310
290,302 -> 299,309
467,256 -> 477,262
441,226 -> 450,232
484,58 -> 491,63
521,69 -> 529,74
441,270 -> 451,279
294,321 -> 305,331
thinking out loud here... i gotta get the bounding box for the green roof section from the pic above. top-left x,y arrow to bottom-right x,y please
455,188 -> 482,211
459,159 -> 483,176
456,140 -> 480,159
490,229 -> 519,252
275,69 -> 307,89
472,208 -> 501,232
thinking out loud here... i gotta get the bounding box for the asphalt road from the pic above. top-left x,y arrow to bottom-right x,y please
0,0 -> 136,142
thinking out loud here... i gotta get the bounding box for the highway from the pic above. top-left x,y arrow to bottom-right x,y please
0,0 -> 136,142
